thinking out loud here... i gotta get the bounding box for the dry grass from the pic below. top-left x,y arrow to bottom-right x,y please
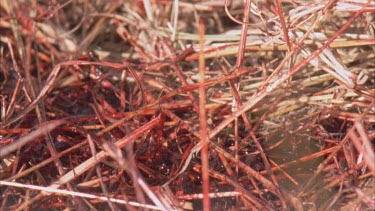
0,0 -> 374,210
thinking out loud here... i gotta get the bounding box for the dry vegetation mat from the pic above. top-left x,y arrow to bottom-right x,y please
0,0 -> 374,210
